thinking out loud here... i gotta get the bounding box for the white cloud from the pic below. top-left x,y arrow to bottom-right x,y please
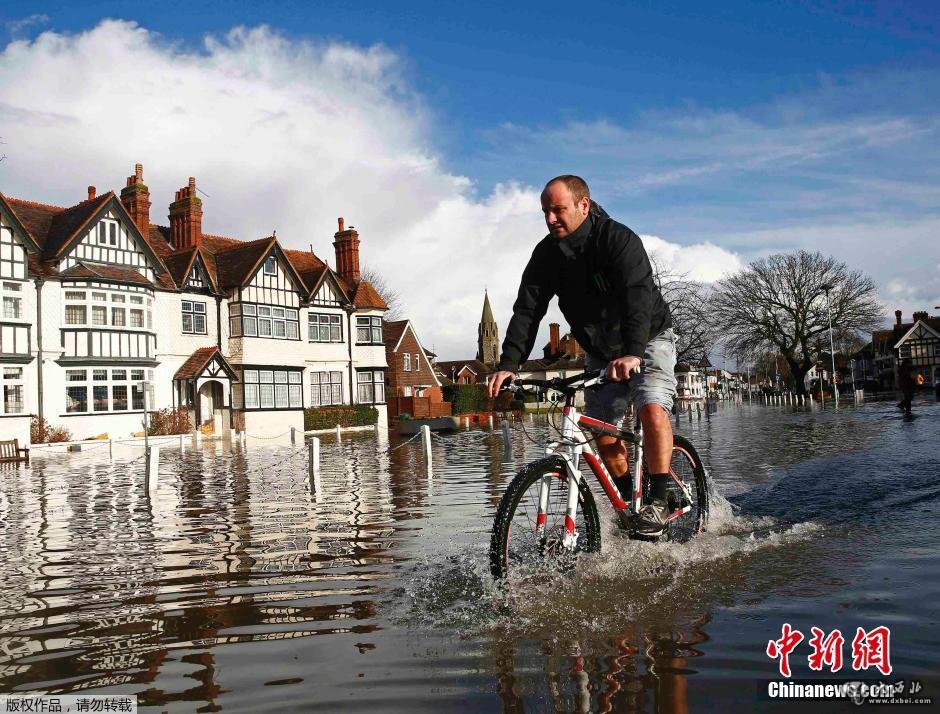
641,235 -> 742,282
0,19 -> 747,359
5,14 -> 49,37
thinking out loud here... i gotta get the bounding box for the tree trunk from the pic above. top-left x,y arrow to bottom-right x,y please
790,360 -> 811,395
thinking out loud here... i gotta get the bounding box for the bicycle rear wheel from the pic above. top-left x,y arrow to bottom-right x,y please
489,456 -> 601,580
647,434 -> 708,542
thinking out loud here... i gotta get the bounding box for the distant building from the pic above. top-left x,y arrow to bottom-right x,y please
868,309 -> 940,391
476,290 -> 499,368
675,364 -> 705,399
383,319 -> 442,400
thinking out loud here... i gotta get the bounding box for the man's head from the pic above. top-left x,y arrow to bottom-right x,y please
541,175 -> 590,239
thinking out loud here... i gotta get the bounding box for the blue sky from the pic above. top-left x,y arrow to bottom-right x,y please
1,1 -> 938,358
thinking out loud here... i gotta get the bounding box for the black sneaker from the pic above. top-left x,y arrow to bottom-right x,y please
633,499 -> 669,537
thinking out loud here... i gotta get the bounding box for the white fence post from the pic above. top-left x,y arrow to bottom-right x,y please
308,437 -> 321,494
108,438 -> 113,461
335,424 -> 341,440
146,445 -> 160,494
421,424 -> 433,477
291,427 -> 297,445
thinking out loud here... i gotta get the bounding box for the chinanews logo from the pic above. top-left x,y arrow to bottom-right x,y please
760,623 -> 933,706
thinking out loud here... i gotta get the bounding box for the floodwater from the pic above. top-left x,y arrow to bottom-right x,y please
1,397 -> 938,712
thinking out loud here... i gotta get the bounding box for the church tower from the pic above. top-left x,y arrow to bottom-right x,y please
477,290 -> 500,367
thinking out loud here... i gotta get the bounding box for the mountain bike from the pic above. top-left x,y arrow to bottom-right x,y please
489,370 -> 709,580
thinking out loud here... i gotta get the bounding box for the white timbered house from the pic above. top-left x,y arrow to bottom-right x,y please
0,164 -> 388,443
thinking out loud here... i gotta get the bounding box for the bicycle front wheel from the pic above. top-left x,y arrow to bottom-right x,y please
489,456 -> 601,580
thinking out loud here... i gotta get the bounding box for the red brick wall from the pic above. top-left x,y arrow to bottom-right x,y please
386,325 -> 440,392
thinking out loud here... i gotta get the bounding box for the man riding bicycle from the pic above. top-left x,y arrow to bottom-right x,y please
487,175 -> 678,537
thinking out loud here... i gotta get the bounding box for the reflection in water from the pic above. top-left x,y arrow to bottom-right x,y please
0,400 -> 938,711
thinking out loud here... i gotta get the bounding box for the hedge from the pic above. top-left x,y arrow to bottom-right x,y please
304,405 -> 379,430
442,384 -> 515,414
148,407 -> 193,436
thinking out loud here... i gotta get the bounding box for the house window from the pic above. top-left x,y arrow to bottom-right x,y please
130,309 -> 144,328
92,305 -> 107,325
263,256 -> 277,275
309,313 -> 343,342
63,368 -> 140,414
414,353 -> 420,372
310,371 -> 343,406
182,301 -> 207,334
2,366 -> 24,414
111,307 -> 125,327
97,220 -> 118,247
65,304 -> 86,325
357,369 -> 386,404
356,316 -> 383,344
0,228 -> 27,280
237,367 -> 303,409
403,353 -> 411,372
2,282 -> 22,319
229,302 -> 298,340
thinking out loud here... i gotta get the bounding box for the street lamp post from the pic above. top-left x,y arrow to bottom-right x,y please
821,284 -> 839,404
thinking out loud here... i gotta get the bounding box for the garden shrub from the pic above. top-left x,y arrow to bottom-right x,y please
30,416 -> 71,443
147,407 -> 193,436
304,405 -> 378,430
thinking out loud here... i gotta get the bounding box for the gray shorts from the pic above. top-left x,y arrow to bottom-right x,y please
584,328 -> 678,426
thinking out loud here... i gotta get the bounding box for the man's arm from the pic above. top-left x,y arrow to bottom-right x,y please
497,245 -> 553,373
607,230 -> 654,360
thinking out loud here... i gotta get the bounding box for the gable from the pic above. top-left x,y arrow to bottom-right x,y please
60,208 -> 160,282
183,254 -> 213,293
894,320 -> 940,349
0,211 -> 31,281
311,272 -> 345,306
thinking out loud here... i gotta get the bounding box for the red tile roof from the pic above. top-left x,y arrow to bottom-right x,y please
173,346 -> 222,380
4,186 -> 389,311
59,261 -> 154,286
4,193 -> 112,255
350,280 -> 388,310
383,319 -> 409,349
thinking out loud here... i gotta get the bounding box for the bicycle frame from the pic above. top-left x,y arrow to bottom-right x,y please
538,389 -> 692,549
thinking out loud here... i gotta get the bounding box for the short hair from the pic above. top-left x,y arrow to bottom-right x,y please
545,175 -> 590,204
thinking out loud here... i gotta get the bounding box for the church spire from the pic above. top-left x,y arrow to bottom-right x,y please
477,290 -> 500,367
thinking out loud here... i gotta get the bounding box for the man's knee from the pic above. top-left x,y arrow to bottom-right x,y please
596,434 -> 626,456
638,402 -> 671,427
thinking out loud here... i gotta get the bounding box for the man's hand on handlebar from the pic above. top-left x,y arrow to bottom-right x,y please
605,355 -> 642,382
487,370 -> 517,398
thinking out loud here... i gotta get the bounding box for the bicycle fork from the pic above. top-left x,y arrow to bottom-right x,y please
535,408 -> 584,550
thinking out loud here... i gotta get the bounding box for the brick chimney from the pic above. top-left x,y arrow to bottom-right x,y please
913,311 -> 928,323
333,216 -> 360,282
549,322 -> 560,356
87,186 -> 96,201
895,309 -> 903,325
168,177 -> 202,250
119,163 -> 151,237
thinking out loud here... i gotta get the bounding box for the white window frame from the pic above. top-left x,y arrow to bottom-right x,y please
182,300 -> 208,335
62,368 -> 142,414
1,365 -> 24,415
237,367 -> 303,409
263,256 -> 278,275
308,312 -> 344,343
403,353 -> 411,372
356,369 -> 386,404
356,315 -> 383,345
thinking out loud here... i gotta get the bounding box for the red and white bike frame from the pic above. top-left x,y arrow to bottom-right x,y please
537,394 -> 692,549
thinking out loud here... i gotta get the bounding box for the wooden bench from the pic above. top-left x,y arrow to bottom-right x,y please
0,439 -> 29,464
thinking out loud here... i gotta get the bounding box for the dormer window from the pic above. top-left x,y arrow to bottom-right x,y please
263,256 -> 277,275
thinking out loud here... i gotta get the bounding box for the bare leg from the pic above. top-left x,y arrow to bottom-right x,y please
639,403 -> 673,474
596,434 -> 629,477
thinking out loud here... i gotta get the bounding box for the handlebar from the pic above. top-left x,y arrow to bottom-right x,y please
500,369 -> 609,396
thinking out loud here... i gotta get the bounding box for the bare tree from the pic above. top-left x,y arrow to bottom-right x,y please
713,250 -> 883,394
650,254 -> 719,365
360,265 -> 405,321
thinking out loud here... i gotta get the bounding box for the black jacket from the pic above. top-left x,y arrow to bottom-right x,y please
498,204 -> 671,372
